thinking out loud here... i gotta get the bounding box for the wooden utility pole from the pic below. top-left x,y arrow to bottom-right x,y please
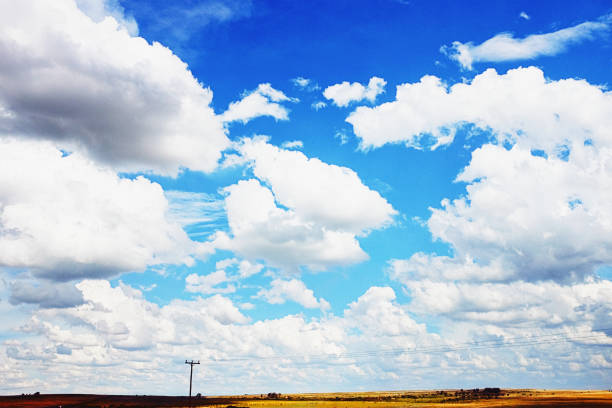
185,360 -> 200,397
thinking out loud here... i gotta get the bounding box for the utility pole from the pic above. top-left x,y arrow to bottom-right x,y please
185,360 -> 200,397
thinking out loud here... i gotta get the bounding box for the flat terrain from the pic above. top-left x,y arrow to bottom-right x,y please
1,389 -> 611,408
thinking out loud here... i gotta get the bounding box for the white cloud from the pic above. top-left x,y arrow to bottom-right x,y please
281,140 -> 303,149
292,77 -> 319,91
405,279 -> 612,329
323,77 -> 386,107
519,11 -> 530,20
376,65 -> 612,353
208,139 -> 396,271
344,287 -> 425,337
0,0 -> 230,175
257,278 -> 330,310
186,270 -> 236,295
0,138 -> 197,281
221,83 -> 297,124
211,179 -> 368,271
3,280 -> 611,393
185,258 -> 263,294
9,280 -> 84,309
442,18 -> 609,69
348,67 -> 612,152
236,137 -> 396,234
311,101 -> 327,110
427,144 -> 612,283
389,254 -> 513,283
293,77 -> 311,88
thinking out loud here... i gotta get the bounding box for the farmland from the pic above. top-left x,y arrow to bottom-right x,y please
1,389 -> 611,408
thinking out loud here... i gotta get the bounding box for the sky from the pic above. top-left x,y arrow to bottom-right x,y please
1,0 -> 612,395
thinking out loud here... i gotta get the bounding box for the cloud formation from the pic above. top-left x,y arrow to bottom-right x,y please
210,138 -> 396,271
442,17 -> 610,69
212,179 -> 369,271
222,83 -> 297,124
381,66 -> 612,347
0,0 -> 229,175
324,77 -> 386,107
0,138 -> 197,281
257,279 -> 331,310
348,67 -> 612,152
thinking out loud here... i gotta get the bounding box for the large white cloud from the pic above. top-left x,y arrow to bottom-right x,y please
0,0 -> 229,175
348,67 -> 612,152
379,65 -> 612,355
210,138 -> 396,271
7,280 -> 608,394
442,17 -> 610,70
236,137 -> 396,234
0,138 -> 197,281
211,179 -> 368,271
426,144 -> 612,283
1,282 -> 445,394
324,77 -> 386,107
404,278 -> 612,329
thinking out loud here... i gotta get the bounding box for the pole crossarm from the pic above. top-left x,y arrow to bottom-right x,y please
185,360 -> 200,397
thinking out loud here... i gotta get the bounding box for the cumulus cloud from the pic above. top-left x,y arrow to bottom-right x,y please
519,11 -> 530,20
426,144 -> 612,283
9,280 -> 84,309
211,179 -> 368,271
1,281 -> 442,393
442,18 -> 610,69
389,254 -> 513,283
405,279 -> 612,329
257,279 -> 331,310
221,83 -> 297,124
236,137 -> 396,234
379,66 -> 612,347
324,77 -> 386,107
3,279 -> 611,393
0,0 -> 229,175
185,270 -> 236,295
208,138 -> 396,271
344,287 -> 425,337
348,67 -> 612,152
0,138 -> 197,281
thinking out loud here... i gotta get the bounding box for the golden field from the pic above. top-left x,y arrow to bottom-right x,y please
2,389 -> 612,407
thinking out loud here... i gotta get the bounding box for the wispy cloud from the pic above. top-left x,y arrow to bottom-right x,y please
165,190 -> 226,238
292,77 -> 320,92
519,11 -> 530,21
442,16 -> 610,69
137,0 -> 252,43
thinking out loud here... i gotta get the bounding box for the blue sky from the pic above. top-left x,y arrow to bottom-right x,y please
1,0 -> 612,395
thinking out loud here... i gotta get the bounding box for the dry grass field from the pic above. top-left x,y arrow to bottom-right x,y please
1,389 -> 611,408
